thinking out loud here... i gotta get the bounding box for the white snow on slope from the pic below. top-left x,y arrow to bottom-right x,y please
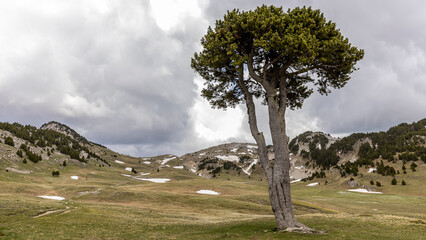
143,161 -> 151,164
347,189 -> 382,194
38,196 -> 65,200
140,172 -> 150,176
196,190 -> 220,195
216,155 -> 239,162
242,158 -> 258,175
368,168 -> 377,173
70,176 -> 79,180
247,145 -> 258,149
161,157 -> 177,165
306,182 -> 319,186
173,166 -> 184,169
295,166 -> 305,170
199,152 -> 206,156
134,178 -> 171,183
290,179 -> 302,183
230,148 -> 238,152
115,160 -> 125,164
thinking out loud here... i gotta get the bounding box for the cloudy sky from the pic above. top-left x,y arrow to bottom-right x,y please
1,0 -> 425,157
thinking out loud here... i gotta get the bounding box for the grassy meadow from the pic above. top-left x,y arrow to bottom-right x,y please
0,149 -> 425,239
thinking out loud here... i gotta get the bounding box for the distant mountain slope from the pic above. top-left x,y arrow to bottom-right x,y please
288,118 -> 426,179
40,121 -> 89,144
0,121 -> 107,165
1,118 -> 425,182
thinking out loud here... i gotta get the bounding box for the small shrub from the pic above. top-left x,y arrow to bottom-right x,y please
370,180 -> 374,185
391,178 -> 397,185
52,170 -> 60,177
376,181 -> 382,187
63,160 -> 67,167
16,149 -> 23,158
4,136 -> 14,147
23,158 -> 27,164
131,168 -> 137,174
401,180 -> 406,185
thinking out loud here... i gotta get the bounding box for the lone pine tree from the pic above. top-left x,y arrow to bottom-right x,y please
191,5 -> 363,232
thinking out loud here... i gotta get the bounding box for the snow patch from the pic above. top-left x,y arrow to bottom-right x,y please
140,172 -> 150,176
121,174 -> 132,177
161,157 -> 177,165
38,196 -> 65,200
242,158 -> 258,175
143,161 -> 151,164
115,160 -> 125,164
306,182 -> 319,187
347,189 -> 382,194
134,178 -> 171,183
247,145 -> 258,149
199,152 -> 206,156
230,148 -> 238,152
295,166 -> 305,170
196,190 -> 220,195
70,176 -> 79,180
290,179 -> 302,183
173,166 -> 184,169
368,168 -> 377,173
216,155 -> 239,162
125,167 -> 132,172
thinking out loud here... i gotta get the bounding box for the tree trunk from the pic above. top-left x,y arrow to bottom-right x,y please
267,95 -> 298,229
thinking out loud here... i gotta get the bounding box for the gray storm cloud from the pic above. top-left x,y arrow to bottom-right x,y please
0,0 -> 425,156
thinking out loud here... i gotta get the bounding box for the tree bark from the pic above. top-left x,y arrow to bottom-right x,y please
236,70 -> 287,229
267,94 -> 298,229
244,61 -> 311,231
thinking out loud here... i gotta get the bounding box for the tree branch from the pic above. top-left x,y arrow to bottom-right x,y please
237,67 -> 272,179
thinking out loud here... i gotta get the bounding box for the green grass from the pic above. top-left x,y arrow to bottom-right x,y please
0,151 -> 425,239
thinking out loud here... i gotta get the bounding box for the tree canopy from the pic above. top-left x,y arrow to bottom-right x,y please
191,5 -> 364,110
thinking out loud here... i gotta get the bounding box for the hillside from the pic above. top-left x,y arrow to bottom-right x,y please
0,119 -> 425,239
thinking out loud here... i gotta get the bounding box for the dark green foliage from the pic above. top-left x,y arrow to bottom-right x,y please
305,170 -> 326,181
300,150 -> 310,159
223,161 -> 238,170
63,160 -> 66,167
52,170 -> 60,177
376,160 -> 396,176
4,136 -> 14,147
198,157 -> 219,170
336,162 -> 359,177
191,5 -> 364,110
410,162 -> 417,172
329,133 -> 366,153
131,168 -> 137,174
421,154 -> 426,163
289,140 -> 299,155
16,149 -> 23,158
297,132 -> 314,144
399,152 -> 418,161
23,158 -> 27,164
211,167 -> 222,177
391,178 -> 397,185
238,155 -> 251,164
355,157 -> 374,167
370,180 -> 374,185
376,181 -> 382,187
401,180 -> 406,185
